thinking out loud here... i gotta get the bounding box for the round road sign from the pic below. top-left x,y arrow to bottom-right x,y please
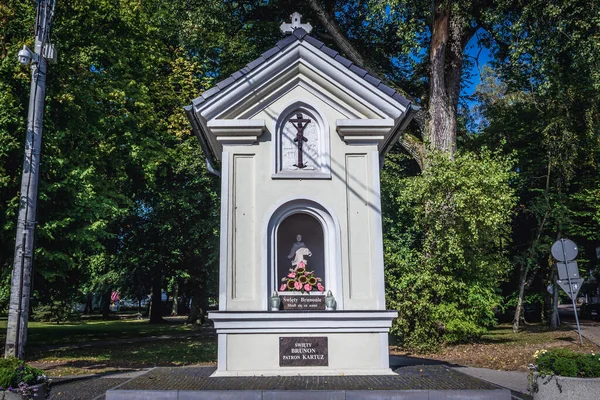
551,239 -> 578,262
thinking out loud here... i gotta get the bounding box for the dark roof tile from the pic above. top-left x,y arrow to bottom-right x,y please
393,93 -> 411,107
334,54 -> 353,68
350,64 -> 368,77
191,96 -> 205,107
276,35 -> 297,49
246,56 -> 266,71
201,86 -> 220,100
293,27 -> 308,39
364,74 -> 382,87
262,46 -> 280,60
377,83 -> 396,97
231,70 -> 245,80
216,76 -> 236,90
304,35 -> 324,49
321,45 -> 338,58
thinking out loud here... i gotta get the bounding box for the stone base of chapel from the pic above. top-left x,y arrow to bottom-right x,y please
208,311 -> 398,376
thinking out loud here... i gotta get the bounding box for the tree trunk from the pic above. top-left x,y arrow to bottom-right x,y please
149,273 -> 164,323
187,285 -> 206,325
101,291 -> 111,319
427,1 -> 476,156
171,282 -> 179,316
83,293 -> 93,314
513,264 -> 529,332
306,0 -> 427,166
428,1 -> 453,154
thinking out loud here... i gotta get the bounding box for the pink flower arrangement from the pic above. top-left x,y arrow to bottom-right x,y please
280,259 -> 324,293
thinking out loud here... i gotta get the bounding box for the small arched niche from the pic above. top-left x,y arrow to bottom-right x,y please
276,213 -> 325,291
267,199 -> 342,307
272,102 -> 331,179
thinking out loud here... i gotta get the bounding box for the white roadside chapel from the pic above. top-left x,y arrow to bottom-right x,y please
185,13 -> 416,376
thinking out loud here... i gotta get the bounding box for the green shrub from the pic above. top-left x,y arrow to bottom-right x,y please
535,348 -> 600,377
0,357 -> 47,390
32,301 -> 72,323
383,150 -> 515,351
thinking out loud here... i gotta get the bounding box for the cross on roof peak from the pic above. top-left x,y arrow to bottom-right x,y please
280,12 -> 313,35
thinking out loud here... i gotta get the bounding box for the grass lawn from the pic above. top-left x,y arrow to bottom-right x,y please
28,338 -> 217,376
0,318 -> 195,348
0,317 -> 215,376
391,323 -> 600,371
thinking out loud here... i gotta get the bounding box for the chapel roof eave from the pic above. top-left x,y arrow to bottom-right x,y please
379,103 -> 419,156
184,104 -> 220,176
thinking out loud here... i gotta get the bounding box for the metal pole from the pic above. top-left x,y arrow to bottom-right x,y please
562,239 -> 583,345
5,0 -> 53,359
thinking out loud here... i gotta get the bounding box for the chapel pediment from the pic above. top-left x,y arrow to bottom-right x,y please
185,27 -> 415,162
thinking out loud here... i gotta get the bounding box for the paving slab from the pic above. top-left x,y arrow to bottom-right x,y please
50,364 -> 516,399
451,366 -> 529,394
111,365 -> 499,391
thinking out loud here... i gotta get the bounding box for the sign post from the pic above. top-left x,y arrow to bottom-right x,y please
551,238 -> 583,345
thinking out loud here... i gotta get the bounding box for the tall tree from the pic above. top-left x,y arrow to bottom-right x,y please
475,0 -> 600,331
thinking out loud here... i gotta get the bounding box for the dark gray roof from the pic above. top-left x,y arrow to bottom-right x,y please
191,28 -> 411,108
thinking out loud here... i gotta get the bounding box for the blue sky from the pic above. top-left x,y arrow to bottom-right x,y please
461,32 -> 492,99
461,35 -> 490,96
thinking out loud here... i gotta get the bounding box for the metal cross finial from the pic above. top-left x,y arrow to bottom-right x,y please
280,12 -> 313,34
289,113 -> 311,169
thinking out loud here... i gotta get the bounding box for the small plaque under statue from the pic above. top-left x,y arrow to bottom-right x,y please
281,295 -> 325,310
280,337 -> 328,366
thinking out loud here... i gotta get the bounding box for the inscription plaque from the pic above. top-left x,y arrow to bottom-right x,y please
280,337 -> 328,366
281,295 -> 325,310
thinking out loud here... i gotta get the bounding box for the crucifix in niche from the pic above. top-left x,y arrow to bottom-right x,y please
289,113 -> 311,169
279,109 -> 320,173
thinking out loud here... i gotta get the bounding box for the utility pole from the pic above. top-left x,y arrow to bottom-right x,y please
5,0 -> 57,359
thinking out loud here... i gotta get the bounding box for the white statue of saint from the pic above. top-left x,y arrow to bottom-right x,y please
287,234 -> 312,266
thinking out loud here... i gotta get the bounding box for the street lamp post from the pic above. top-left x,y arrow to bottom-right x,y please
5,0 -> 57,359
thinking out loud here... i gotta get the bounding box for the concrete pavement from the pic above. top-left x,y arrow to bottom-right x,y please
452,366 -> 530,399
559,303 -> 600,347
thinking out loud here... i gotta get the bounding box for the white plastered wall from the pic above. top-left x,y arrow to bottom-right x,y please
220,85 -> 386,311
220,332 -> 390,376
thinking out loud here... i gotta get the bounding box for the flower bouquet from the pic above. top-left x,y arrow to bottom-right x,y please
280,261 -> 324,293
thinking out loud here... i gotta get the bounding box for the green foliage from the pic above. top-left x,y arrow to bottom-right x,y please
31,300 -> 74,324
1,0 -> 222,312
0,357 -> 45,389
535,349 -> 600,378
383,149 -> 516,350
474,0 -> 600,328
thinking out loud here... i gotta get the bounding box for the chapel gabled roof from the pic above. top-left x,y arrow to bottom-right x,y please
190,28 -> 411,109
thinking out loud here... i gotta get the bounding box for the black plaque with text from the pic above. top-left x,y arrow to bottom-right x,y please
281,295 -> 325,310
280,337 -> 328,366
